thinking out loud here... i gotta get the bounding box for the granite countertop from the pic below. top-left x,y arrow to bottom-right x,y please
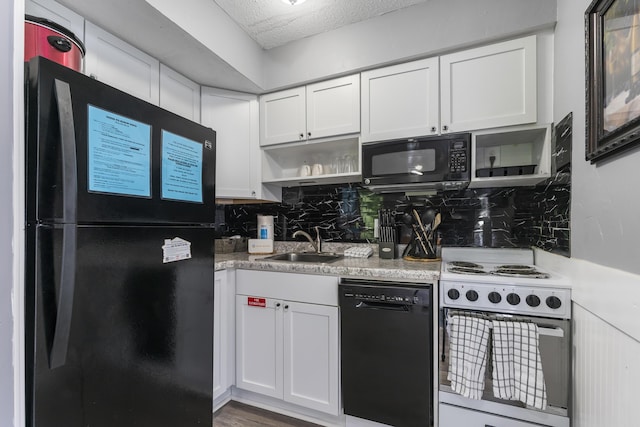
214,242 -> 441,283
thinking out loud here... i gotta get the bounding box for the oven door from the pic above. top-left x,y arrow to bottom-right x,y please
361,133 -> 470,189
438,309 -> 571,417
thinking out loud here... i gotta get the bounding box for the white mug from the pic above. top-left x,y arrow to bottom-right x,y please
299,164 -> 311,177
311,163 -> 323,176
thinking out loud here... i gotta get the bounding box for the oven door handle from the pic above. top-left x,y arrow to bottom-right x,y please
538,326 -> 564,338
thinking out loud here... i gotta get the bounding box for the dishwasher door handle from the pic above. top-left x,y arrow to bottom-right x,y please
355,301 -> 409,311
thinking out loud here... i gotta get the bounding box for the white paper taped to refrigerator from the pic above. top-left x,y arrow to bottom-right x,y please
162,237 -> 192,263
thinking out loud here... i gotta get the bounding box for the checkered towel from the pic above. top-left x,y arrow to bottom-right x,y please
447,313 -> 491,399
491,320 -> 547,410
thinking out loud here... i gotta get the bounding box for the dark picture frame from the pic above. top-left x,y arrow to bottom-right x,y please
586,0 -> 640,162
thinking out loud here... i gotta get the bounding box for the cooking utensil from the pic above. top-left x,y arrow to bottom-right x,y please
422,208 -> 436,226
428,213 -> 442,240
412,224 -> 429,255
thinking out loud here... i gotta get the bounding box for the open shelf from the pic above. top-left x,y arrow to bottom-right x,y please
261,135 -> 361,187
469,124 -> 551,188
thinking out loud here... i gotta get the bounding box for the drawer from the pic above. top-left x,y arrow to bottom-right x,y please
236,270 -> 338,306
439,403 -> 550,427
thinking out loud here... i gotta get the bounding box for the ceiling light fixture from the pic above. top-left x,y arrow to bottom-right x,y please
281,0 -> 307,5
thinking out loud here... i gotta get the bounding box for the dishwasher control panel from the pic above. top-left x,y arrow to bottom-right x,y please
339,280 -> 431,307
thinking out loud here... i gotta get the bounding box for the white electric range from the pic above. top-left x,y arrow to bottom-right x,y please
438,247 -> 571,427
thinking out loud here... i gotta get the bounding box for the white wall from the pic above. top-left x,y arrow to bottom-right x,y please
263,0 -> 557,90
2,0 -> 24,425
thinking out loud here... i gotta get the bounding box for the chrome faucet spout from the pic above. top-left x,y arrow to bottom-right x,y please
292,227 -> 323,253
292,230 -> 317,252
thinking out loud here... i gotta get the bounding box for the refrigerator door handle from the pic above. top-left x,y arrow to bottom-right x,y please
49,224 -> 77,369
54,79 -> 77,223
49,79 -> 78,369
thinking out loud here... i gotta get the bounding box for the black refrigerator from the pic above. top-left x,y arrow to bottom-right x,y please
24,56 -> 216,427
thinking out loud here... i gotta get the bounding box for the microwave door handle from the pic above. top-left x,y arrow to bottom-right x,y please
537,326 -> 564,338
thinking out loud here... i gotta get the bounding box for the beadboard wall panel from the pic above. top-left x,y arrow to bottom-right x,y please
572,304 -> 640,427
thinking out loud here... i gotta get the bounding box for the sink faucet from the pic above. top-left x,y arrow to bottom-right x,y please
292,226 -> 322,253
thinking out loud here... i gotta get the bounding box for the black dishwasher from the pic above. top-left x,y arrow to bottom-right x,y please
339,278 -> 432,427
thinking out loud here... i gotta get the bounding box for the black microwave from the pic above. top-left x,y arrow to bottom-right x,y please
361,133 -> 471,193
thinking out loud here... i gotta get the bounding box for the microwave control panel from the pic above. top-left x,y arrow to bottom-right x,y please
448,140 -> 469,176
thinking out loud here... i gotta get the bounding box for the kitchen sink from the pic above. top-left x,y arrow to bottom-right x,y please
263,252 -> 343,263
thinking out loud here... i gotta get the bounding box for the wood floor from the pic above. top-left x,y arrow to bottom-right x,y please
213,401 -> 322,427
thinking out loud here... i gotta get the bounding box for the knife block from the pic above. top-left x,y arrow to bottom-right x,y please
379,242 -> 396,259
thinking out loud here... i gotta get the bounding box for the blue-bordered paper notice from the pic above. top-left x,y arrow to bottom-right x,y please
87,105 -> 151,197
161,130 -> 203,203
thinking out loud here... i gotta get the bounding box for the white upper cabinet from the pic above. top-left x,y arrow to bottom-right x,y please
361,35 -> 539,142
160,64 -> 201,122
260,74 -> 360,146
260,87 -> 306,146
306,75 -> 360,140
84,21 -> 160,105
440,35 -> 537,134
202,88 -> 280,201
26,0 -> 85,47
361,58 -> 440,143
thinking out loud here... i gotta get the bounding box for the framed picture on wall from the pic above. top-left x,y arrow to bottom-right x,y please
586,0 -> 640,162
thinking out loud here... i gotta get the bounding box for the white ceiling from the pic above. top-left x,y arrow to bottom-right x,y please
213,0 -> 428,50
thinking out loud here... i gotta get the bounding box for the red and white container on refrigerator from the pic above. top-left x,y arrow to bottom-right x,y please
24,15 -> 85,72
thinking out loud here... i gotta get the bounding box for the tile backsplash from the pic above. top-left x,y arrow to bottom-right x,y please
219,115 -> 573,256
218,178 -> 570,256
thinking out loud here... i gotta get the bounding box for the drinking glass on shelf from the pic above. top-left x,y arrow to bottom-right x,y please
343,155 -> 355,173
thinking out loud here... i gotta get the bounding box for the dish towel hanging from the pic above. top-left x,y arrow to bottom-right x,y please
491,320 -> 547,410
447,313 -> 491,399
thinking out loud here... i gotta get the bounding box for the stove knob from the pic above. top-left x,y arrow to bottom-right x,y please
447,289 -> 460,300
526,295 -> 541,307
506,293 -> 521,306
546,296 -> 562,309
488,292 -> 502,304
466,290 -> 479,302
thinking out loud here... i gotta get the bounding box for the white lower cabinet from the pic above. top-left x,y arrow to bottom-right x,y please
213,269 -> 235,403
235,270 -> 340,416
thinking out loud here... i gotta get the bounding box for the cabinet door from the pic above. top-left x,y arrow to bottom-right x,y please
259,87 -> 306,146
84,21 -> 160,105
235,295 -> 283,399
201,88 -> 261,199
283,302 -> 339,415
361,58 -> 440,142
160,64 -> 201,122
306,75 -> 360,140
440,35 -> 537,133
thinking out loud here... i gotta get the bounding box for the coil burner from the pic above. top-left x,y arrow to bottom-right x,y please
449,261 -> 484,269
492,267 -> 551,279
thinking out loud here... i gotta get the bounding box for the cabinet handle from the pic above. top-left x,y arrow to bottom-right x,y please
284,305 -> 289,310
443,125 -> 449,131
307,132 -> 311,137
299,133 -> 304,139
276,303 -> 281,308
431,126 -> 437,132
